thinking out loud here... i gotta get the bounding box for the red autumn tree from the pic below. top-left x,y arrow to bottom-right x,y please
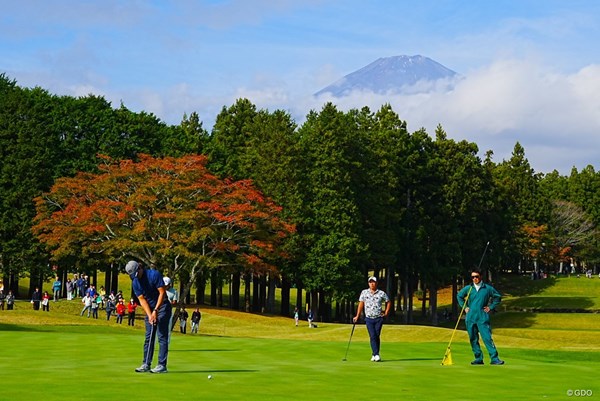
32,154 -> 294,305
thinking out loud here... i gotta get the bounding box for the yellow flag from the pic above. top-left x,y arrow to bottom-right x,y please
441,349 -> 453,366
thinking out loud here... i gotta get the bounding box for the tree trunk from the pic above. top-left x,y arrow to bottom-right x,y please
244,273 -> 251,312
61,268 -> 68,298
210,269 -> 218,306
430,282 -> 438,326
267,272 -> 276,314
259,274 -> 267,313
252,274 -> 260,312
217,280 -> 223,307
421,282 -> 427,318
105,264 -> 112,295
452,277 -> 458,318
231,272 -> 241,310
386,266 -> 396,320
280,275 -> 290,316
404,278 -> 414,324
295,283 -> 303,316
110,263 -> 119,295
195,271 -> 206,304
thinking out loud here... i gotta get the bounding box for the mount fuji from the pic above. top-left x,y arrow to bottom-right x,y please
315,55 -> 458,97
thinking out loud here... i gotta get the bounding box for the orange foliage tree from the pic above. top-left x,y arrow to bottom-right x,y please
520,222 -> 556,269
32,154 -> 294,303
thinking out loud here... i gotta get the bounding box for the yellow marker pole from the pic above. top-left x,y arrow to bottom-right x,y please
441,285 -> 472,365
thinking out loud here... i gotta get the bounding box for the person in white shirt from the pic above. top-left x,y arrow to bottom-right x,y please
353,276 -> 391,362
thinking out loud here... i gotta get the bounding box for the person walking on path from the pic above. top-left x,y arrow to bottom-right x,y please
31,287 -> 41,310
457,269 -> 505,366
353,276 -> 391,362
52,277 -> 62,302
80,293 -> 92,317
116,299 -> 126,324
41,291 -> 50,311
127,298 -> 138,326
191,308 -> 201,334
91,294 -> 100,319
179,306 -> 189,334
126,260 -> 172,374
105,297 -> 116,321
65,279 -> 73,301
6,290 -> 15,310
0,289 -> 5,310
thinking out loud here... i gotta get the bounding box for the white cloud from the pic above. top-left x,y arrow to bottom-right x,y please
295,58 -> 600,174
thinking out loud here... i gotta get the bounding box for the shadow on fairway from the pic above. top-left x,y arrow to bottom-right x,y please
497,275 -> 556,297
502,296 -> 595,310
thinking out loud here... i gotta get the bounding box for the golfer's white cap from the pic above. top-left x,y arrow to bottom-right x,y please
368,276 -> 377,282
163,277 -> 171,286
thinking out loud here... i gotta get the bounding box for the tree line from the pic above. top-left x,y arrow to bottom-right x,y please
1,74 -> 599,324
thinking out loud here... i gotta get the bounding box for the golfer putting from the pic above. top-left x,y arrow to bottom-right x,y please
353,276 -> 391,362
126,260 -> 172,373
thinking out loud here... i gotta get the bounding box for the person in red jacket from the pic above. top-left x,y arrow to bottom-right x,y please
41,291 -> 51,312
127,298 -> 138,326
116,299 -> 127,324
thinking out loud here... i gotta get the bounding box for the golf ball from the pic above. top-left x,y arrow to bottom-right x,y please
208,375 -> 212,379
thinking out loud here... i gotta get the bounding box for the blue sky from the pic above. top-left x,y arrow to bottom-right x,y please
2,0 -> 600,174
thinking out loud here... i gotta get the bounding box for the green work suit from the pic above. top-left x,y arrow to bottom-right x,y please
457,282 -> 502,362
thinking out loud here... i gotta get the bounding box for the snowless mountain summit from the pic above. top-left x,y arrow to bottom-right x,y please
315,55 -> 458,97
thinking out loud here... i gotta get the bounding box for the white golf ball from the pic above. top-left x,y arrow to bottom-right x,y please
208,375 -> 212,379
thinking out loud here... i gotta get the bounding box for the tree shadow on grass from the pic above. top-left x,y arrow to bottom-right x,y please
488,311 -> 538,329
502,296 -> 595,310
497,274 -> 557,297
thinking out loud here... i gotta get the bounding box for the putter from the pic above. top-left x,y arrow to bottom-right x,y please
342,321 -> 357,361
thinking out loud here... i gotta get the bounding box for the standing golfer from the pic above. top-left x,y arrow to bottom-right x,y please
126,260 -> 172,374
457,269 -> 504,365
353,276 -> 391,362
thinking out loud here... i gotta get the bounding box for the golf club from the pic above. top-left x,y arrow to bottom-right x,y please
441,241 -> 490,365
477,241 -> 490,270
342,321 -> 357,361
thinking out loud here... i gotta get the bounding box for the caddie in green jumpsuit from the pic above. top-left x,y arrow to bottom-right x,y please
457,269 -> 505,365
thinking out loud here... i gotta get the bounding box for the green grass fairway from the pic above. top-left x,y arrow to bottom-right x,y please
1,316 -> 598,400
2,274 -> 600,400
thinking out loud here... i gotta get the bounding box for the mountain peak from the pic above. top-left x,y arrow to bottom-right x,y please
315,55 -> 458,97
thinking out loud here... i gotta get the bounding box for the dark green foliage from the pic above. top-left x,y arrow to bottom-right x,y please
3,75 -> 600,322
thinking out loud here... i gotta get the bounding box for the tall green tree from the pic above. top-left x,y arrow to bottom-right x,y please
295,103 -> 366,320
206,98 -> 258,179
0,77 -> 62,294
492,142 -> 544,272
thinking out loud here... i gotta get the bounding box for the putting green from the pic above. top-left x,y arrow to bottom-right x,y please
0,322 -> 597,401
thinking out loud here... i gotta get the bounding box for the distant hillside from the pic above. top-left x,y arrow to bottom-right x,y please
315,55 -> 458,97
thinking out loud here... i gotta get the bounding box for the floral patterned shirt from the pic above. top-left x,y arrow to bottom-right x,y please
359,289 -> 389,319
